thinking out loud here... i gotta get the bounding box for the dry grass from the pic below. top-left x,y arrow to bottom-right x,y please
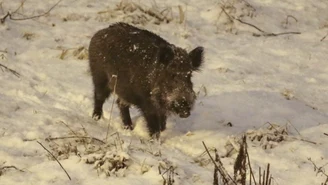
159,160 -> 176,185
215,0 -> 256,34
58,46 -> 88,60
203,136 -> 274,185
0,162 -> 24,176
44,120 -> 130,177
22,32 -> 36,40
281,89 -> 294,100
95,0 -> 186,25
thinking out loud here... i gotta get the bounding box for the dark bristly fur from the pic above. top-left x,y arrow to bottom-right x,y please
88,22 -> 204,138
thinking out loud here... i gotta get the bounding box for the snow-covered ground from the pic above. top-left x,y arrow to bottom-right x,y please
0,0 -> 327,184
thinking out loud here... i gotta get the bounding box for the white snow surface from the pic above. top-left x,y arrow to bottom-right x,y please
0,0 -> 328,184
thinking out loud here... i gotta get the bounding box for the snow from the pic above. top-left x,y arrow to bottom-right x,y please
0,0 -> 328,184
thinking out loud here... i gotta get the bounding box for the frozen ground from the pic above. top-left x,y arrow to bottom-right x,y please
0,0 -> 327,184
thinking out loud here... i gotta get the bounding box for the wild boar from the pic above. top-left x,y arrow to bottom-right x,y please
88,22 -> 204,138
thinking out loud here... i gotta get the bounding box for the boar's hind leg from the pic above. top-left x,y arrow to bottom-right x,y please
92,74 -> 111,120
116,98 -> 133,130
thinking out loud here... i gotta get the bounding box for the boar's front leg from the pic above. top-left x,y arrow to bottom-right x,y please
116,98 -> 133,130
159,114 -> 167,131
140,104 -> 166,138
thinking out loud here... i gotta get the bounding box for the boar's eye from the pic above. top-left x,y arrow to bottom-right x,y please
158,44 -> 175,65
173,98 -> 189,108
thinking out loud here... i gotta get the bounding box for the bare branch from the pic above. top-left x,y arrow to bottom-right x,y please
106,75 -> 118,141
286,15 -> 298,24
0,165 -> 25,173
308,158 -> 328,185
308,158 -> 328,176
131,2 -> 171,23
235,17 -> 265,33
0,63 -> 21,78
57,120 -> 78,136
244,136 -> 257,184
287,121 -> 317,144
1,0 -> 62,24
45,136 -> 105,145
324,133 -> 328,137
12,0 -> 27,14
37,141 -> 71,180
202,141 -> 237,185
300,138 -> 317,145
234,135 -> 247,184
160,166 -> 175,185
219,5 -> 235,24
235,18 -> 301,37
320,31 -> 328,42
219,4 -> 301,37
0,12 -> 10,24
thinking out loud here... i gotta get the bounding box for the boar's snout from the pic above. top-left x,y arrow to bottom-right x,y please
179,111 -> 190,118
169,90 -> 196,118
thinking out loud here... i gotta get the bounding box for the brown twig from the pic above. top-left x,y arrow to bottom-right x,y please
236,18 -> 265,33
283,15 -> 298,29
286,15 -> 298,24
110,132 -> 123,151
258,166 -> 261,185
240,0 -> 256,11
219,4 -> 300,37
213,165 -> 219,185
324,133 -> 328,137
235,18 -> 301,37
106,75 -> 118,141
57,120 -> 78,136
0,63 -> 21,78
0,165 -> 25,174
265,121 -> 281,133
286,121 -> 301,135
308,158 -> 328,185
287,121 -> 317,145
219,5 -> 234,24
12,0 -> 27,14
265,163 -> 270,185
132,2 -> 172,23
37,141 -> 71,180
1,0 -> 62,24
321,32 -> 328,42
244,136 -> 257,184
234,138 -> 246,184
45,136 -> 105,144
160,166 -> 175,185
202,141 -> 237,185
300,138 -> 317,145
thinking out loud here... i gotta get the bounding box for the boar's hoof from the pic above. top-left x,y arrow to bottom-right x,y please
160,124 -> 166,131
92,111 -> 102,121
150,132 -> 161,140
123,125 -> 133,130
179,111 -> 190,118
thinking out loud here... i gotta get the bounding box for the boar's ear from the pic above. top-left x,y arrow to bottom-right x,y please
158,44 -> 175,65
189,46 -> 204,70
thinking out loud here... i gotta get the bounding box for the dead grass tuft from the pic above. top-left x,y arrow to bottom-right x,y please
58,46 -> 88,60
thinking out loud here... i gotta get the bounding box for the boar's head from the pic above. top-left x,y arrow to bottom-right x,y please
152,45 -> 204,118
